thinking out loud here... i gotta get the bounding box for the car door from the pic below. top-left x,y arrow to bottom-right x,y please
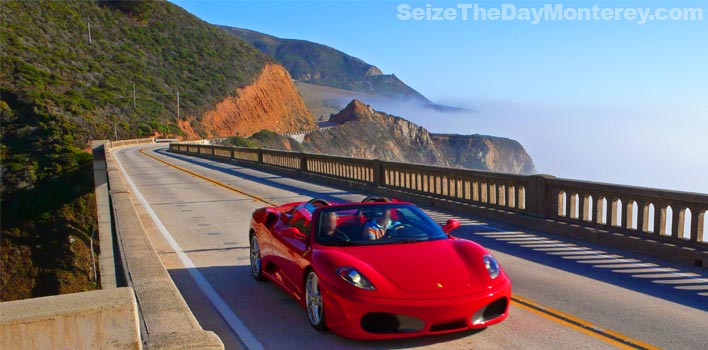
270,208 -> 310,298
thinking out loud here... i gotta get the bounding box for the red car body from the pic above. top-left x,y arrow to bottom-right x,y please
248,199 -> 511,340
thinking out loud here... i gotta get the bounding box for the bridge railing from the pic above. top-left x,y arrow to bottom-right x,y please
380,161 -> 531,214
306,153 -> 375,183
107,137 -> 155,149
168,143 -> 708,261
546,178 -> 706,246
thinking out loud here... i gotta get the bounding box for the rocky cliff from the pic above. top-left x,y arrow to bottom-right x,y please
305,100 -> 448,164
305,100 -> 535,173
237,100 -> 536,174
432,134 -> 536,174
180,63 -> 316,138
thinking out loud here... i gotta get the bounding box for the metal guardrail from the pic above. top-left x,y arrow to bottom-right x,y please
169,143 -> 708,251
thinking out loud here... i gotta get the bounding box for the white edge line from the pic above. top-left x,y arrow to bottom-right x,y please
114,147 -> 264,350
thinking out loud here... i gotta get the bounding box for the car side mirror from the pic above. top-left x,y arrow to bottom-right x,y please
442,219 -> 460,233
282,227 -> 307,240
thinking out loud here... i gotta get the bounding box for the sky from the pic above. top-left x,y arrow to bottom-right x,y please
171,0 -> 708,194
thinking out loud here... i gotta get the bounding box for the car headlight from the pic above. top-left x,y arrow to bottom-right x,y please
335,267 -> 376,290
483,254 -> 500,279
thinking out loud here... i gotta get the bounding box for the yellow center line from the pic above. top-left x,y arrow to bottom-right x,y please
138,147 -> 278,207
137,145 -> 661,350
511,295 -> 660,350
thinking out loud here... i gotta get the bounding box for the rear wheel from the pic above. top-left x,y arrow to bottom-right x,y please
250,234 -> 266,281
305,270 -> 327,330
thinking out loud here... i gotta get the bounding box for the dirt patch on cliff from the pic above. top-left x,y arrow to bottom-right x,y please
179,63 -> 316,139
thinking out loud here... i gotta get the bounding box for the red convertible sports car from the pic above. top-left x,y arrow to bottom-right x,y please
248,197 -> 511,340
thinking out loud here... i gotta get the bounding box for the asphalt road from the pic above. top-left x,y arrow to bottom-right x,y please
114,145 -> 708,350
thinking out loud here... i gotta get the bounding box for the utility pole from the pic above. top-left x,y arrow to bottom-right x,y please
176,91 -> 180,119
87,21 -> 92,44
132,82 -> 136,109
114,124 -> 118,140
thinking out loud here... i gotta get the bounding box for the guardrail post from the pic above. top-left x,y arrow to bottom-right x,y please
257,148 -> 263,164
526,174 -> 555,218
372,160 -> 383,186
230,147 -> 235,159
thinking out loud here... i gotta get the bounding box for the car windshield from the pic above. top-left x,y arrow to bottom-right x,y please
315,203 -> 448,246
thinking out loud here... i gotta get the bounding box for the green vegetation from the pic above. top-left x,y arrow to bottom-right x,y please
225,136 -> 257,148
224,130 -> 303,152
0,0 -> 270,300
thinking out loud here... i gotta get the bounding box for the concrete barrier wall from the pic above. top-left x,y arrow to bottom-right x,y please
92,140 -> 119,289
0,288 -> 141,350
93,137 -> 155,288
170,143 -> 708,268
108,138 -> 155,149
104,147 -> 224,350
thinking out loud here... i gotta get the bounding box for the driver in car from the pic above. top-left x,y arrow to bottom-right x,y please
363,209 -> 402,240
321,212 -> 349,241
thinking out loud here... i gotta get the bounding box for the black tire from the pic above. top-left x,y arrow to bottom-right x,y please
305,270 -> 327,331
250,234 -> 266,282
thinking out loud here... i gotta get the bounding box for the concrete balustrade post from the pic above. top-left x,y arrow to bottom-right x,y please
526,175 -> 555,218
697,211 -> 706,243
690,207 -> 700,242
626,200 -> 635,230
636,200 -> 646,232
300,153 -> 307,172
671,205 -> 680,239
372,160 -> 383,186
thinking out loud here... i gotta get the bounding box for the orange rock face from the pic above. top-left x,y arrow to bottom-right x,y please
179,63 -> 316,139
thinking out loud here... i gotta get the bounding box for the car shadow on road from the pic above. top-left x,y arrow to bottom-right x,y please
451,220 -> 708,311
169,264 -> 487,350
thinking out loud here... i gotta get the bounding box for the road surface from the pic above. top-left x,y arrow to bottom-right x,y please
113,145 -> 708,350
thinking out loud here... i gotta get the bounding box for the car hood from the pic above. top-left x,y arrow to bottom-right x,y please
345,240 -> 474,293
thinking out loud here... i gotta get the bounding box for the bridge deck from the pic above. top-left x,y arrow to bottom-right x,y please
113,145 -> 708,350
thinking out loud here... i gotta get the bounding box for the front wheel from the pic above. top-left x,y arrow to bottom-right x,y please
250,234 -> 266,281
305,270 -> 327,331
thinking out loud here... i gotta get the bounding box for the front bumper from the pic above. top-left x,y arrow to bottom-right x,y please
319,278 -> 512,340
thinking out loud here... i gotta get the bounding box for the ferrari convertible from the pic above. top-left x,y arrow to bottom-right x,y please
248,197 -> 511,340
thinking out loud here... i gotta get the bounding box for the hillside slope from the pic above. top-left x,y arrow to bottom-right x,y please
221,26 -> 469,117
0,0 -> 314,301
221,27 -> 429,102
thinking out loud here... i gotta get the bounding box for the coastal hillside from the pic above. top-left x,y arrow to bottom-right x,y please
220,26 -> 462,116
228,100 -> 536,174
0,0 -> 314,301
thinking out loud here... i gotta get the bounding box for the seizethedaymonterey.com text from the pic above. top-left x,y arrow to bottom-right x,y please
396,3 -> 704,24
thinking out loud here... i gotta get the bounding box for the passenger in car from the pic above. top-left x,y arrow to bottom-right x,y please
363,209 -> 400,240
321,212 -> 349,241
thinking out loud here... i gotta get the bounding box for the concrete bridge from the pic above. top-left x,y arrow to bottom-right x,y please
281,126 -> 335,143
2,139 -> 707,350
